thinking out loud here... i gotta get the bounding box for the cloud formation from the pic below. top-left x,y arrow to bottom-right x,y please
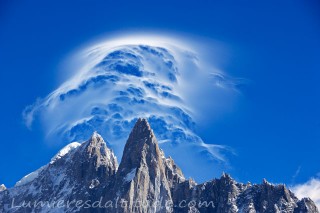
23,34 -> 240,182
291,178 -> 320,210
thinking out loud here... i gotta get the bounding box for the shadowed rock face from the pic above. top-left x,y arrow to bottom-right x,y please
0,119 -> 318,213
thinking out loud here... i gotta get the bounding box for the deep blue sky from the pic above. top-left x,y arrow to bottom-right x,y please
0,0 -> 319,187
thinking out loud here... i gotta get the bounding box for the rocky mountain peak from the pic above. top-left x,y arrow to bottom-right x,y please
71,131 -> 118,181
86,131 -> 105,150
89,131 -> 104,143
84,131 -> 116,161
117,118 -> 184,185
112,118 -> 179,212
126,117 -> 155,147
221,172 -> 234,182
117,118 -> 159,173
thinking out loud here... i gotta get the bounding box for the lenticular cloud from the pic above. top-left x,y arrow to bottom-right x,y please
23,35 -> 239,182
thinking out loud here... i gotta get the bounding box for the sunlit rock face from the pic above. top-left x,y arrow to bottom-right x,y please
24,39 -> 235,182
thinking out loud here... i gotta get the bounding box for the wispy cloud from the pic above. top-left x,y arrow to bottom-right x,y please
23,98 -> 43,129
210,72 -> 246,92
291,166 -> 301,184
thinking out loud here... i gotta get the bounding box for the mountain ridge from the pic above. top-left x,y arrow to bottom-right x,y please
0,118 -> 318,213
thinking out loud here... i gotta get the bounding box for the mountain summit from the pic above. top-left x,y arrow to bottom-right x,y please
111,118 -> 184,213
0,119 -> 318,213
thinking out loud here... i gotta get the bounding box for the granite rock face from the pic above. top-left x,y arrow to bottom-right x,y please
0,118 -> 318,213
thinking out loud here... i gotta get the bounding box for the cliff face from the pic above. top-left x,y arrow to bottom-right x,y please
0,118 -> 318,213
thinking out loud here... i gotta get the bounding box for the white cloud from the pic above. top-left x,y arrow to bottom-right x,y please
291,178 -> 320,210
22,33 -> 242,182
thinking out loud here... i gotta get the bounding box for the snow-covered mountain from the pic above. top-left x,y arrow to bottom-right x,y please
0,119 -> 318,213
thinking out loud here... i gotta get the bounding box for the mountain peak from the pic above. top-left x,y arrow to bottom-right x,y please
84,131 -> 112,158
88,131 -> 104,144
81,132 -> 118,171
136,117 -> 150,126
116,118 -> 185,188
129,117 -> 154,142
117,118 -> 158,172
221,172 -> 234,182
92,130 -> 101,138
113,118 -> 174,212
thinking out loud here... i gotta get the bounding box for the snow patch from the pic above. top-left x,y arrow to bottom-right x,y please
0,184 -> 6,191
124,168 -> 136,182
50,142 -> 81,164
89,179 -> 100,189
15,142 -> 80,187
15,165 -> 47,187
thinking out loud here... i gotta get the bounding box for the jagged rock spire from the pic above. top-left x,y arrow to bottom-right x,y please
113,118 -> 180,212
118,118 -> 158,171
117,118 -> 184,185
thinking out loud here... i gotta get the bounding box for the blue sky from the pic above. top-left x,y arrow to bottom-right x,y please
0,0 -> 320,189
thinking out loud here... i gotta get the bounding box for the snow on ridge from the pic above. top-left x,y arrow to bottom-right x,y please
50,142 -> 81,164
15,142 -> 81,187
15,165 -> 47,187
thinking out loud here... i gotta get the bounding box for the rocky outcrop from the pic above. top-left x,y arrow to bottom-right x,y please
0,118 -> 318,213
0,185 -> 6,192
295,198 -> 319,213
